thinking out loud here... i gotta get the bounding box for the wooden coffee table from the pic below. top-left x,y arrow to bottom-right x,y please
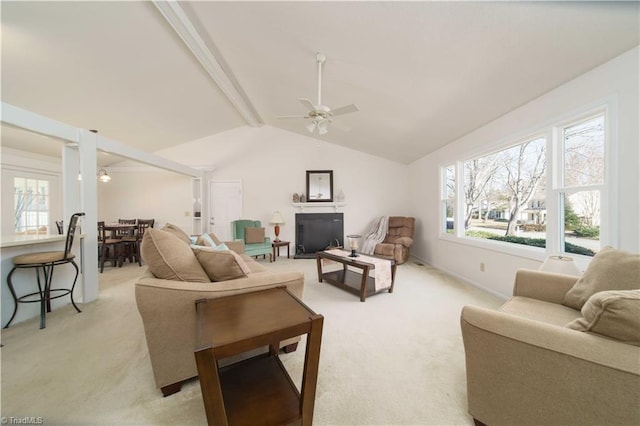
194,287 -> 323,426
316,250 -> 397,302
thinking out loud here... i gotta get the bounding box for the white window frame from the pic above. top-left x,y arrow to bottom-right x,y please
551,107 -> 613,255
1,167 -> 61,236
439,164 -> 456,236
438,98 -> 617,263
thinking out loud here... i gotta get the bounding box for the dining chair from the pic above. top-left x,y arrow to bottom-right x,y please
117,219 -> 137,263
98,221 -> 124,273
5,212 -> 85,329
55,220 -> 64,235
126,219 -> 154,266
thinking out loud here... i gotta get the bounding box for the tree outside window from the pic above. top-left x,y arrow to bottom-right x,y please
14,177 -> 50,235
463,137 -> 547,248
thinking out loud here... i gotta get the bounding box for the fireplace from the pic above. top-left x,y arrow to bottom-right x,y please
295,213 -> 344,259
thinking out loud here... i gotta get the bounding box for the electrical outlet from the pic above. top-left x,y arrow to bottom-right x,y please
480,262 -> 485,272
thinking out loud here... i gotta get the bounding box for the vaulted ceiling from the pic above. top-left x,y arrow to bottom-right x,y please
2,1 -> 638,164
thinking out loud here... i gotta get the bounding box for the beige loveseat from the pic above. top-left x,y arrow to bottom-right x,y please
461,247 -> 640,426
135,225 -> 304,396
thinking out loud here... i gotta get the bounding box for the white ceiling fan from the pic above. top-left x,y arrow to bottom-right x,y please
278,53 -> 359,135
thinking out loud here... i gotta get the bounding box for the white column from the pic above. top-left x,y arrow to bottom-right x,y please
62,143 -> 81,220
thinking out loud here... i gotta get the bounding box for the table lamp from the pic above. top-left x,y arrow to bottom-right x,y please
347,234 -> 362,257
539,255 -> 581,276
270,211 -> 285,242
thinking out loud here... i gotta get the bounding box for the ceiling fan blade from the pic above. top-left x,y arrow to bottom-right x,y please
277,115 -> 308,120
330,103 -> 359,116
298,98 -> 316,112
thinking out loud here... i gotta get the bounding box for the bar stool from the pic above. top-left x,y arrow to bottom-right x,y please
4,212 -> 85,329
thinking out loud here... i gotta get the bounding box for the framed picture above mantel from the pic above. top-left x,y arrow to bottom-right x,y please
306,170 -> 333,202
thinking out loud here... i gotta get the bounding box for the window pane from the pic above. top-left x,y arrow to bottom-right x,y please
564,115 -> 605,186
14,177 -> 50,234
465,137 -> 546,250
445,165 -> 455,232
563,191 -> 600,257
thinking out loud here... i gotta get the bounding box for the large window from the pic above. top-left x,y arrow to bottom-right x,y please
14,177 -> 50,235
440,108 -> 609,258
462,136 -> 547,247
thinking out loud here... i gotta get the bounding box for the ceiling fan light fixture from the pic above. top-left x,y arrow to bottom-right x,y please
277,53 -> 358,135
318,121 -> 328,135
306,122 -> 316,133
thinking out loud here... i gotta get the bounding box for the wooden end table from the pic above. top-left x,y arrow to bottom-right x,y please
316,250 -> 397,302
272,240 -> 290,262
194,287 -> 323,426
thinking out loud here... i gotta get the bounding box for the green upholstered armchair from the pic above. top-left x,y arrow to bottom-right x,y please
231,219 -> 272,261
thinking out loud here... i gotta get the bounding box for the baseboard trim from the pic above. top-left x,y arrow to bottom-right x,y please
409,255 -> 509,301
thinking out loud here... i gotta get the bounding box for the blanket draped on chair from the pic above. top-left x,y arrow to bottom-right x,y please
360,216 -> 389,255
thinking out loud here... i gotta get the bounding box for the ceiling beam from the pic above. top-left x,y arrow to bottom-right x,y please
152,1 -> 263,128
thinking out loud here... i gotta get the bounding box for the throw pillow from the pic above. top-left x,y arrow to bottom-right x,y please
193,246 -> 251,281
566,290 -> 640,346
141,228 -> 210,282
161,223 -> 192,246
562,246 -> 640,310
244,227 -> 265,244
195,233 -> 223,247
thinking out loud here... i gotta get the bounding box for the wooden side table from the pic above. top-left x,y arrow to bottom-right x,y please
272,240 -> 290,262
194,287 -> 323,426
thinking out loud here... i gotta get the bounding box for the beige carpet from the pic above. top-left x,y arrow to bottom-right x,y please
1,257 -> 502,425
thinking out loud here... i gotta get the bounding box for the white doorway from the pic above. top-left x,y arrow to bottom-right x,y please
209,181 -> 242,241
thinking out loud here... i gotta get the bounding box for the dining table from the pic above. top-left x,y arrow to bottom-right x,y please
103,223 -> 137,239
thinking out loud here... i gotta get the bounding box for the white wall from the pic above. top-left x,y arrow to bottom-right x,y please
157,125 -> 411,243
97,168 -> 192,230
408,46 -> 639,298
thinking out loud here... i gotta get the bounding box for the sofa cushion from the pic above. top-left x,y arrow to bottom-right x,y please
193,246 -> 251,282
141,228 -> 210,283
244,227 -> 265,244
241,254 -> 267,273
499,296 -> 582,327
566,290 -> 640,346
562,246 -> 640,310
161,223 -> 192,246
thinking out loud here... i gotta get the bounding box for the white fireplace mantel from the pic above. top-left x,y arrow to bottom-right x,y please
292,202 -> 346,212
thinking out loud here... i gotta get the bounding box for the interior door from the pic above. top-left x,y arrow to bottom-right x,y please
209,181 -> 242,241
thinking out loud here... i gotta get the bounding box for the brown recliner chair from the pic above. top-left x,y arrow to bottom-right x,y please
373,216 -> 415,264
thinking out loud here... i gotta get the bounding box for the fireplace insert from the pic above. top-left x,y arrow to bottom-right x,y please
295,213 -> 344,259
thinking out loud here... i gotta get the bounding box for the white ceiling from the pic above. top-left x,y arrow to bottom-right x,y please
2,1 -> 638,165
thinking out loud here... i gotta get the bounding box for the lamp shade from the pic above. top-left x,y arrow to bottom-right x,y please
270,211 -> 285,225
539,255 -> 581,275
97,169 -> 111,183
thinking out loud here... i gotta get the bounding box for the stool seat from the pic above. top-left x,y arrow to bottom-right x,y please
4,212 -> 85,329
13,252 -> 75,265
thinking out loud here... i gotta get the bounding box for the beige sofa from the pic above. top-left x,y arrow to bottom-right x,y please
135,225 -> 304,396
461,248 -> 640,425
